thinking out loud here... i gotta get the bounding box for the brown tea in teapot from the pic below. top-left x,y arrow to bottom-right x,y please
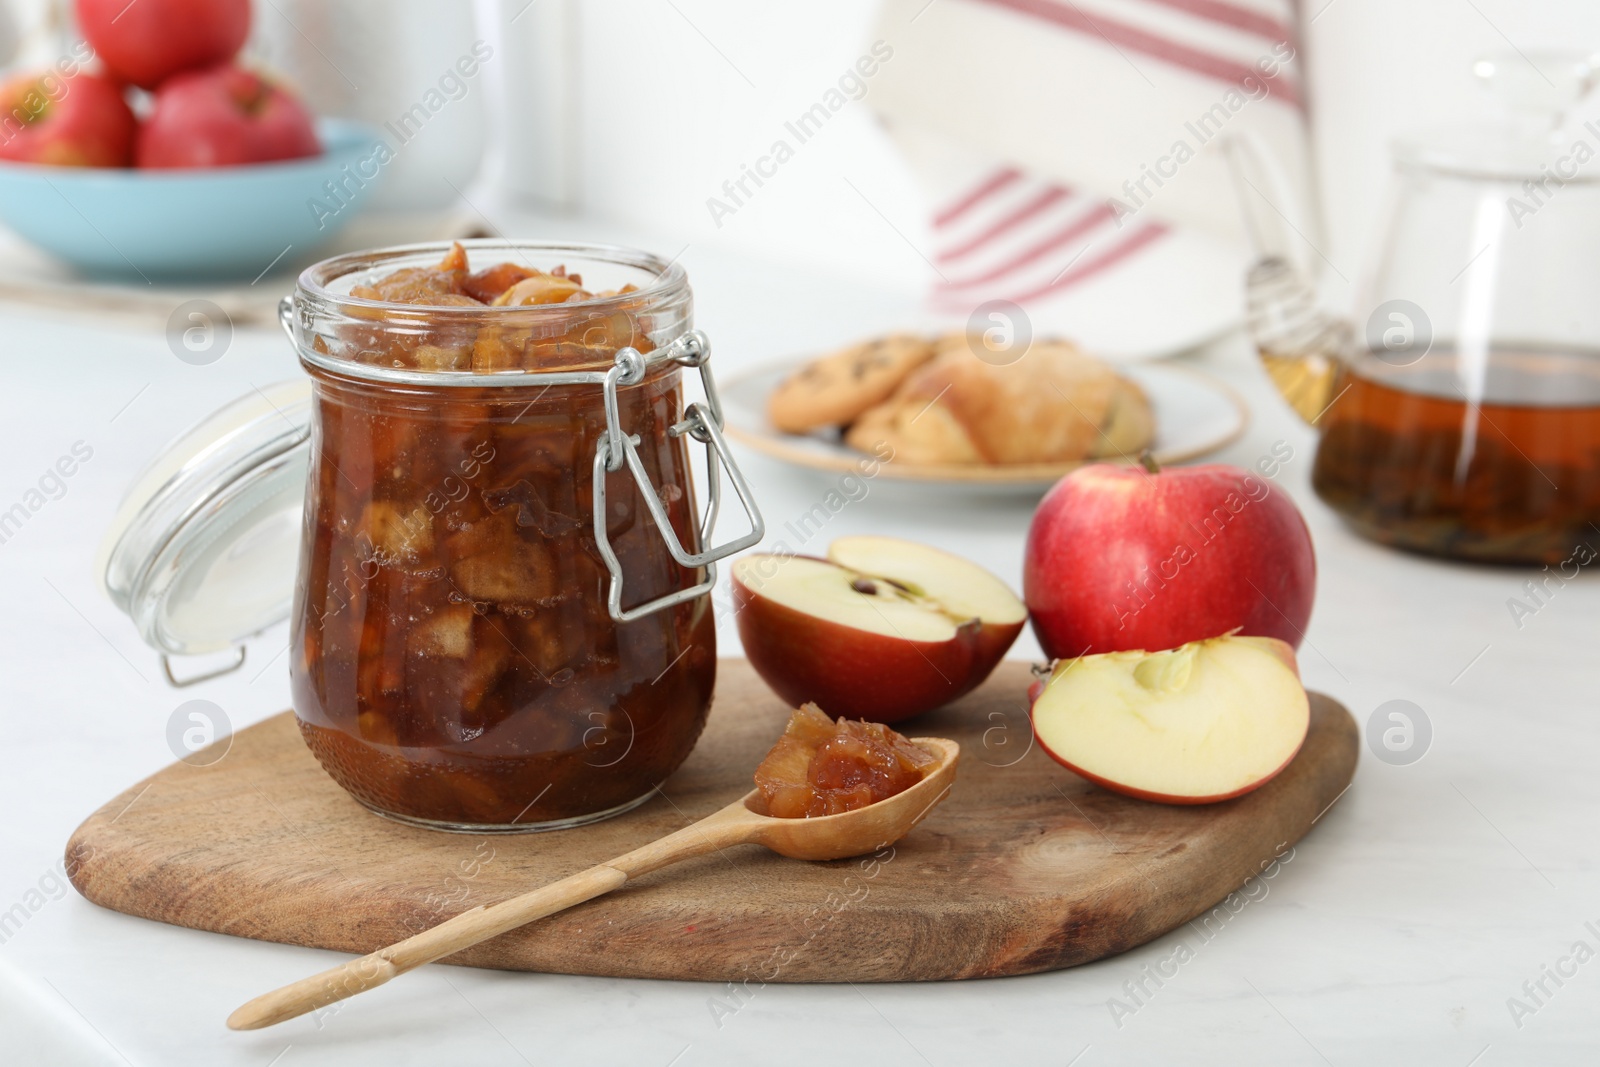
1310,346 -> 1600,564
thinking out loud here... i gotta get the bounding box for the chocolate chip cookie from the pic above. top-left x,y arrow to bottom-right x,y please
767,334 -> 935,434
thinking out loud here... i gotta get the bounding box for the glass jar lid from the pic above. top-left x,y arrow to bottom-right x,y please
97,380 -> 311,666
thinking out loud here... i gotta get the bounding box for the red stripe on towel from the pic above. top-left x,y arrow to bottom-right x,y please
937,185 -> 1073,262
1003,223 -> 1170,304
972,0 -> 1302,109
939,200 -> 1117,289
1139,0 -> 1290,44
933,167 -> 1024,228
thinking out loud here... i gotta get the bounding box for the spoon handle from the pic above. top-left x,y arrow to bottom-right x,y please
227,799 -> 762,1031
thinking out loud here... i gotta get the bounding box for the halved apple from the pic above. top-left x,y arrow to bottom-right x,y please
1030,634 -> 1309,804
731,536 -> 1026,723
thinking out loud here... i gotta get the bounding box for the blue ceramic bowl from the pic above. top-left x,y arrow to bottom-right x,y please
0,118 -> 384,280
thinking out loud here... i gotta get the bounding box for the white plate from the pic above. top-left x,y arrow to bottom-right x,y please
720,359 -> 1249,495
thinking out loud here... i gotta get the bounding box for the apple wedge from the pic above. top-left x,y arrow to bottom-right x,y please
732,537 -> 1026,723
1030,634 -> 1309,804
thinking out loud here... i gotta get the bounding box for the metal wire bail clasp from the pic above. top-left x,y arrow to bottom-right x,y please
592,330 -> 765,622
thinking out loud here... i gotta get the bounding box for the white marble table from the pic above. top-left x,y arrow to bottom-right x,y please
1,209 -> 1596,1067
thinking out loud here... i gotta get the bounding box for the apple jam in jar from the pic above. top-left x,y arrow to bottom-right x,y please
284,241 -> 762,831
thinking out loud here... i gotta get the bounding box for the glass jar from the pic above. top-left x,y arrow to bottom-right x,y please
98,239 -> 763,832
283,241 -> 763,831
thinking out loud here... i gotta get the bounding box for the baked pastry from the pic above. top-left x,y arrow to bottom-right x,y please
767,334 -> 935,434
844,337 -> 1153,465
1099,377 -> 1157,460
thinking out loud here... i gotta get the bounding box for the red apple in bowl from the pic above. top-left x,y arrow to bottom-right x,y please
136,65 -> 321,169
0,70 -> 136,166
1030,633 -> 1310,804
1024,460 -> 1315,658
732,536 -> 1026,723
76,0 -> 251,91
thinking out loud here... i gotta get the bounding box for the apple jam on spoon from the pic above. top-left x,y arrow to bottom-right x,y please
755,703 -> 939,818
230,711 -> 957,1030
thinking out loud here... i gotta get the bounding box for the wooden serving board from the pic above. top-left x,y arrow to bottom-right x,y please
68,660 -> 1357,982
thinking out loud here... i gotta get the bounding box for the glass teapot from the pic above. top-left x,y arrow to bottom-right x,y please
1236,51 -> 1600,565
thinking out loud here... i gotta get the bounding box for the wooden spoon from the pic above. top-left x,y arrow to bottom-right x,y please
227,737 -> 959,1030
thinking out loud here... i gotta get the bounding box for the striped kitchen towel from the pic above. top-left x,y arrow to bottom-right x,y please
872,0 -> 1320,358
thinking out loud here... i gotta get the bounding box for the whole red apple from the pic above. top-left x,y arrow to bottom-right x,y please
1024,460 -> 1315,657
0,69 -> 136,166
76,0 -> 251,91
136,65 -> 321,169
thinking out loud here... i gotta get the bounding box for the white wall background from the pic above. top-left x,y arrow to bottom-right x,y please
498,0 -> 932,290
